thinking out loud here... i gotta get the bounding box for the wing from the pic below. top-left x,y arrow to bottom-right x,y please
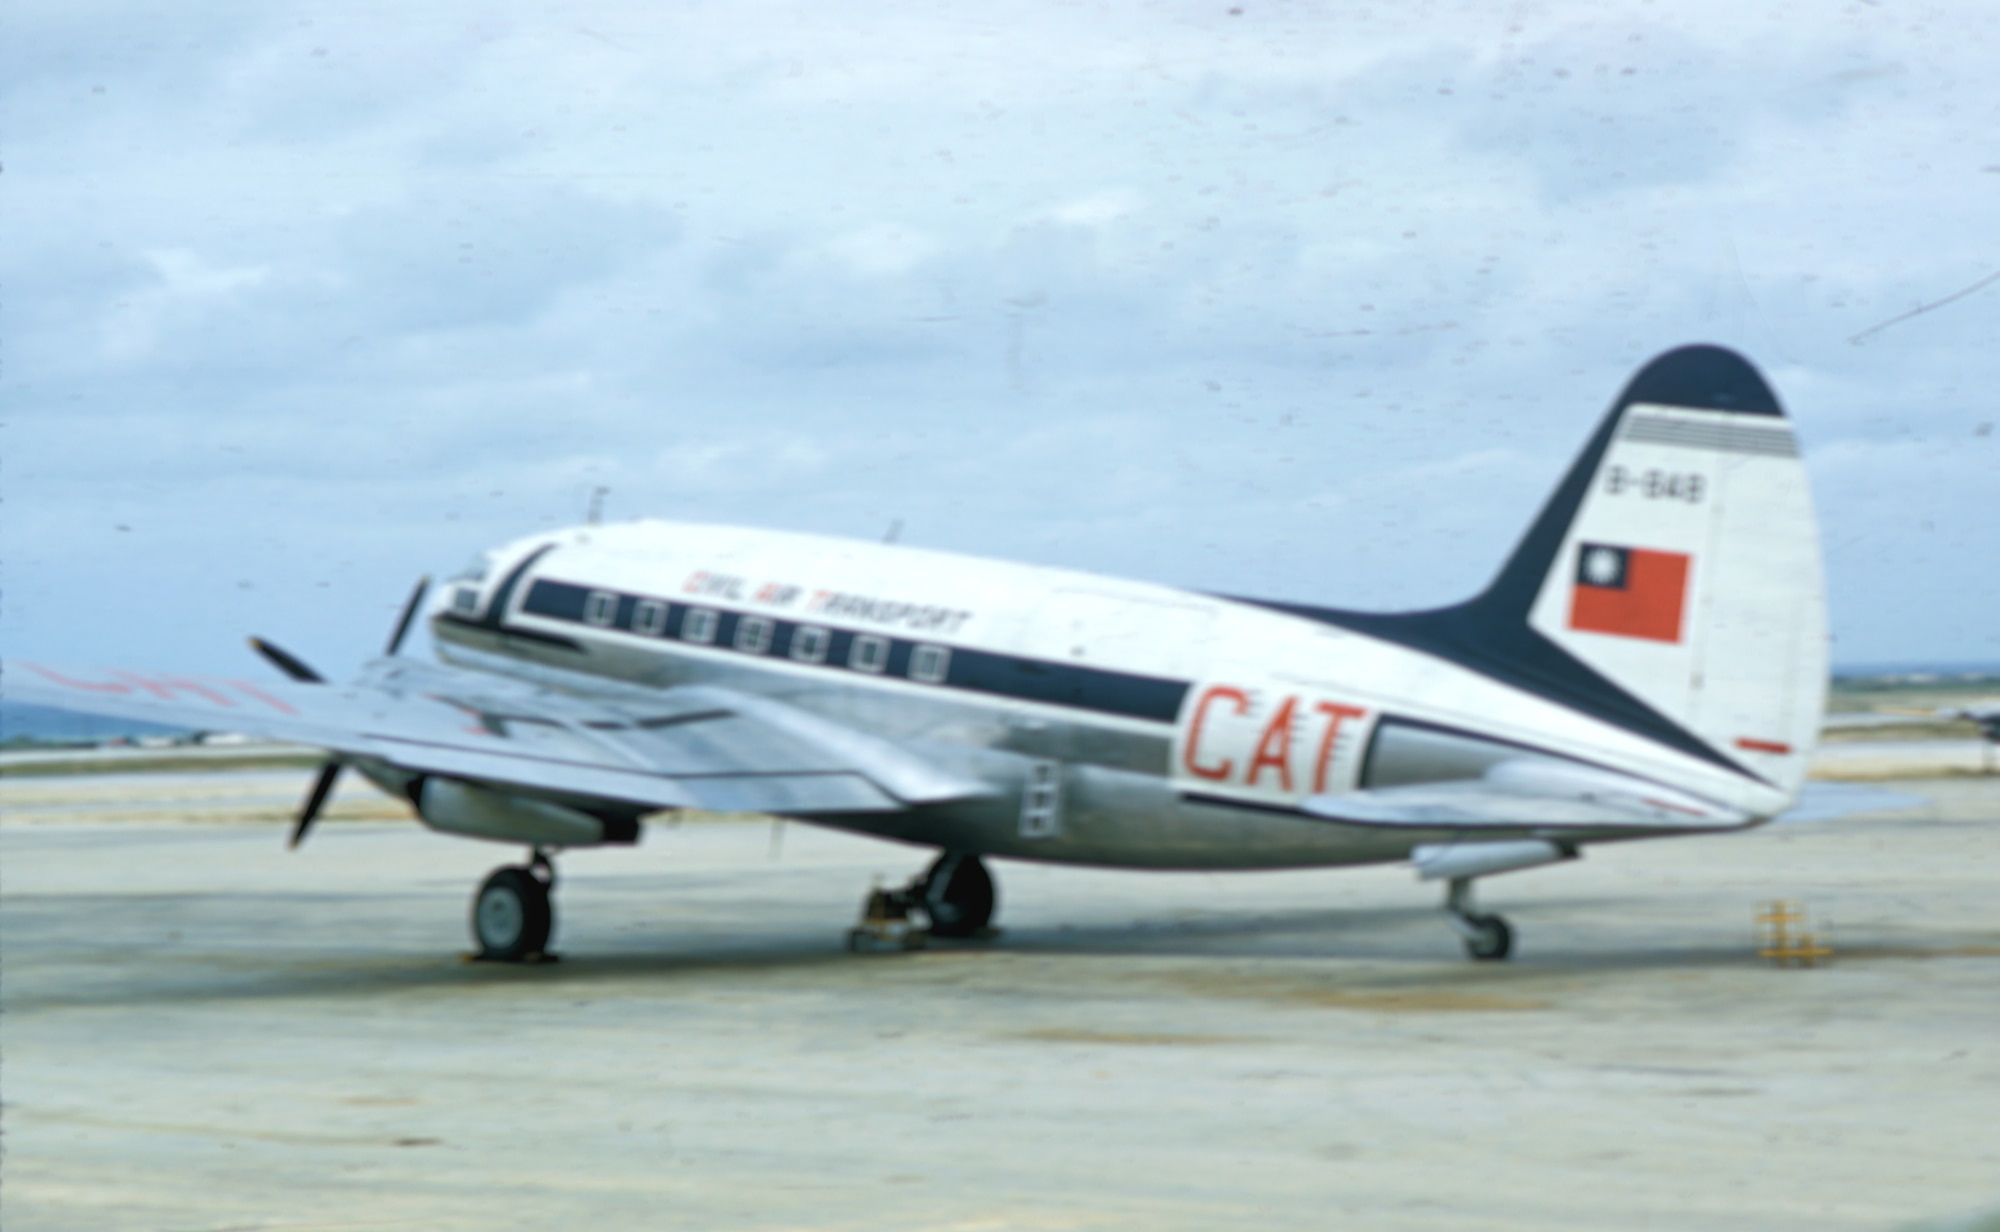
7,658 -> 983,816
1302,758 -> 1751,832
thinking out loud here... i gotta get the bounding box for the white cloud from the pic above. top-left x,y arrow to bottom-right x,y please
822,225 -> 942,278
99,250 -> 275,362
4,0 -> 1996,672
1040,190 -> 1146,229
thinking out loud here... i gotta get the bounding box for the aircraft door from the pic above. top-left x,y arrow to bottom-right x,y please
1018,759 -> 1063,838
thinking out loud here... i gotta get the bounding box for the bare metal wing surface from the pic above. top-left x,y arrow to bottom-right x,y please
7,658 -> 980,816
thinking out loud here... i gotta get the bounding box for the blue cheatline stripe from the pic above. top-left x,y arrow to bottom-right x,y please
517,578 -> 1190,725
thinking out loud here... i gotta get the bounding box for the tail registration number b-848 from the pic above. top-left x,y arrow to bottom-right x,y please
1602,466 -> 1705,503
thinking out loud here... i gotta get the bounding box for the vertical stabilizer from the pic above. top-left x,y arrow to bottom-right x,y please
1507,346 -> 1827,798
1243,346 -> 1829,808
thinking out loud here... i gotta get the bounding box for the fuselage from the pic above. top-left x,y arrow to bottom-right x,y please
429,519 -> 1785,870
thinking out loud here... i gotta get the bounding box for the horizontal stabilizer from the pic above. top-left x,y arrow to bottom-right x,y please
1771,781 -> 1926,825
1411,839 -> 1574,880
1302,758 -> 1748,831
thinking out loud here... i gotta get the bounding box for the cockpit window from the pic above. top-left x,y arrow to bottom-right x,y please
450,554 -> 493,583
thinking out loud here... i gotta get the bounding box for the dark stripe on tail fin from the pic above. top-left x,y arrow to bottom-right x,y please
1616,344 -> 1781,417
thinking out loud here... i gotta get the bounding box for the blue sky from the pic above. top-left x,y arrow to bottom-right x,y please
5,0 -> 1997,679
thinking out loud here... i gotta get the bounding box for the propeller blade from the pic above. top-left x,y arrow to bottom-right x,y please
249,637 -> 324,684
384,576 -> 432,657
290,762 -> 342,849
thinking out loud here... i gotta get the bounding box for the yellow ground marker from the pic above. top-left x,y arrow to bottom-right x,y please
1757,899 -> 1834,966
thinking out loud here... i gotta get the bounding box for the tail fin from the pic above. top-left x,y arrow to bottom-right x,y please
1249,346 -> 1827,805
1497,345 -> 1828,797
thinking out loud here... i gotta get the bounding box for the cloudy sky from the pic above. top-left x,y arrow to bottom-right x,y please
5,0 -> 1996,680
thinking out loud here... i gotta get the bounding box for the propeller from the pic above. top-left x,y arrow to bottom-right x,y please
254,575 -> 433,850
291,763 -> 342,849
249,637 -> 324,684
384,575 -> 431,656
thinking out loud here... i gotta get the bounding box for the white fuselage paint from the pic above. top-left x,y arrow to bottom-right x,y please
431,520 -> 1785,871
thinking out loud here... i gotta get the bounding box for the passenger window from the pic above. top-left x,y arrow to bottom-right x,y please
735,616 -> 773,654
585,591 -> 617,627
910,644 -> 950,684
682,608 -> 718,644
633,600 -> 667,636
849,635 -> 889,674
791,625 -> 830,664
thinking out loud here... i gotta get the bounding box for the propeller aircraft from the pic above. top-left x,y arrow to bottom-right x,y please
13,345 -> 1839,962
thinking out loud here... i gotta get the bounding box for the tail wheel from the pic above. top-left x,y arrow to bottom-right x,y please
473,866 -> 553,961
922,854 -> 996,938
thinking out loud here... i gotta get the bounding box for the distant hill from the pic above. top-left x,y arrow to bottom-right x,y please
0,700 -> 191,748
1832,666 -> 2000,698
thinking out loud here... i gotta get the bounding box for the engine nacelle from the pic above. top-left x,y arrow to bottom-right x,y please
415,778 -> 631,847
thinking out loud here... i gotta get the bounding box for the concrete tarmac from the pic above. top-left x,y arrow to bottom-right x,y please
4,767 -> 1999,1231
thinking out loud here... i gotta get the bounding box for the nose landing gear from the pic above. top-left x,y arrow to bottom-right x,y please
471,850 -> 556,962
1445,876 -> 1513,962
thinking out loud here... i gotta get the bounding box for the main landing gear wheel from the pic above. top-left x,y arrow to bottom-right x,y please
472,859 -> 553,962
1445,876 -> 1513,962
1459,913 -> 1513,962
920,853 -> 996,939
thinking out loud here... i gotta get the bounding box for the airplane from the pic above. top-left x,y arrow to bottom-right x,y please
10,344 -> 1834,963
1836,698 -> 2000,773
1897,701 -> 2000,744
1826,700 -> 2000,743
1948,703 -> 2000,744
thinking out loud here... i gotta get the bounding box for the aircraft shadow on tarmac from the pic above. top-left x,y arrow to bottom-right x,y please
5,890 -> 1815,1013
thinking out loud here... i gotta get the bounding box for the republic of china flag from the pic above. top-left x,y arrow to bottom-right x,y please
1567,543 -> 1691,644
